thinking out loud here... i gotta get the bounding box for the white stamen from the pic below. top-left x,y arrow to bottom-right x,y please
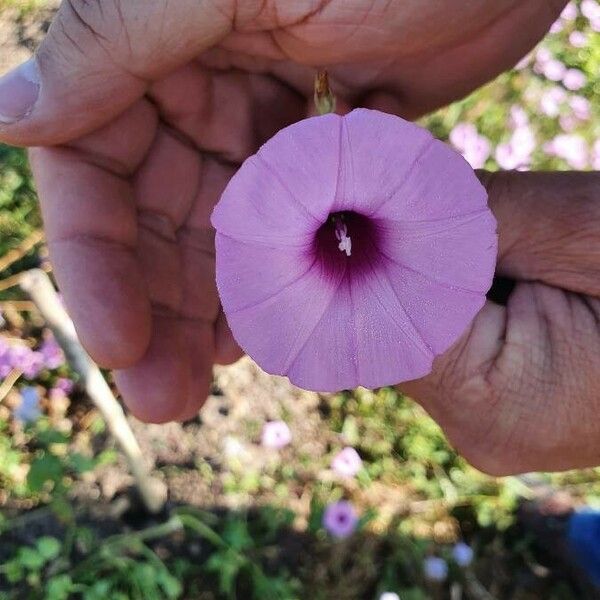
334,221 -> 352,257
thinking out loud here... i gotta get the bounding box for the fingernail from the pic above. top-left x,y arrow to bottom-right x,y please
0,58 -> 40,124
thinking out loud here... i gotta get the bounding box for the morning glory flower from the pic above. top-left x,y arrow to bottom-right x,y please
569,95 -> 591,121
212,110 -> 497,392
8,346 -> 44,379
39,336 -> 65,370
569,31 -> 587,48
331,447 -> 363,477
452,542 -> 474,567
543,59 -> 567,82
561,2 -> 577,21
261,420 -> 292,449
323,500 -> 359,538
423,556 -> 448,582
563,69 -> 586,91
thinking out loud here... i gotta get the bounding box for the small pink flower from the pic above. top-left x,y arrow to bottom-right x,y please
212,110 -> 497,392
569,31 -> 587,48
509,106 -> 529,128
591,140 -> 600,170
513,53 -> 531,71
581,0 -> 600,20
548,134 -> 588,169
549,19 -> 563,33
543,59 -> 567,81
449,122 -> 491,168
561,2 -> 578,21
261,420 -> 292,449
323,500 -> 359,538
539,87 -> 566,117
331,447 -> 363,477
559,114 -> 577,132
569,95 -> 591,121
563,68 -> 586,91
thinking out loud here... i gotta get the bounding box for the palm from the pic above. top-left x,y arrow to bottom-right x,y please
29,0 -> 565,423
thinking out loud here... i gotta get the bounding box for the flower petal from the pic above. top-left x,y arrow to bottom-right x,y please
332,109 -> 433,214
221,256 -> 347,377
215,234 -> 314,313
382,260 -> 487,355
371,139 -> 489,222
287,268 -> 434,392
378,210 -> 497,292
211,113 -> 342,244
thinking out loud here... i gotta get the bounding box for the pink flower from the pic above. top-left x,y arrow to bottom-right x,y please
563,68 -> 586,91
495,126 -> 536,170
581,0 -> 600,20
55,377 -> 74,394
591,140 -> 600,170
540,87 -> 566,117
569,31 -> 587,47
559,114 -> 577,132
549,19 -> 563,33
547,134 -> 588,169
323,500 -> 358,538
513,53 -> 531,71
449,122 -> 491,168
39,336 -> 65,370
212,110 -> 497,392
569,95 -> 591,120
261,420 -> 292,449
509,106 -> 529,128
331,447 -> 363,477
543,59 -> 567,81
561,2 -> 578,21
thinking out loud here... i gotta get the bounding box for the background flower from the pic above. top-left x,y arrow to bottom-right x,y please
331,447 -> 363,477
452,542 -> 474,567
261,421 -> 292,449
423,556 -> 448,582
322,500 -> 359,538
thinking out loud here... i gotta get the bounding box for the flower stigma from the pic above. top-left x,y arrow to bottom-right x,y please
334,215 -> 352,257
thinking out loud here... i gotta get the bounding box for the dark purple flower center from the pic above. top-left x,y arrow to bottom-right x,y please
313,211 -> 380,278
337,513 -> 348,523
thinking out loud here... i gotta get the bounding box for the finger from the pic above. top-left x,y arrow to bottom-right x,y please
215,309 -> 243,365
483,171 -> 600,297
29,101 -> 158,368
0,0 -> 233,146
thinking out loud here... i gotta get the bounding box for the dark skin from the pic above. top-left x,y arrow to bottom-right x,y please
3,0 -> 597,475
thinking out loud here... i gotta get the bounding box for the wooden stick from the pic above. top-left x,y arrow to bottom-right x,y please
0,230 -> 44,274
0,369 -> 22,404
19,269 -> 166,514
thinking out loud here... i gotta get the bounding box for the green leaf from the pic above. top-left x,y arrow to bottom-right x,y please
222,518 -> 253,551
46,575 -> 73,600
18,547 -> 45,570
27,453 -> 63,493
36,537 -> 61,560
156,570 -> 182,599
68,453 -> 96,474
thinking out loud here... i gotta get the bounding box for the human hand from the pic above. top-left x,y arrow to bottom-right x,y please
0,0 -> 565,422
401,171 -> 600,475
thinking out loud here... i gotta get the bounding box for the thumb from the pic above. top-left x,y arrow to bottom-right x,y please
0,0 -> 232,146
